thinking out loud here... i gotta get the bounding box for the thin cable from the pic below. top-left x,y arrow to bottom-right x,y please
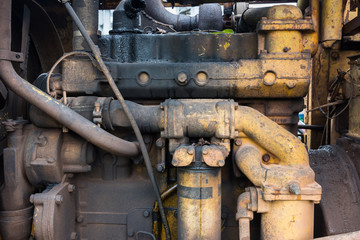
64,2 -> 171,239
313,48 -> 352,120
46,51 -> 100,94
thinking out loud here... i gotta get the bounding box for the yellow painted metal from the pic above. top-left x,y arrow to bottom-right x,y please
261,201 -> 314,240
321,0 -> 343,48
348,58 -> 360,138
302,0 -> 319,55
233,106 -> 319,240
177,164 -> 221,240
235,106 -> 309,168
265,5 -> 304,53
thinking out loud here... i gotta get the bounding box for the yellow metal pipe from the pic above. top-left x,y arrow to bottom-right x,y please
177,163 -> 221,240
320,0 -> 343,47
303,0 -> 319,56
265,5 -> 304,53
261,201 -> 314,240
235,144 -> 315,187
235,106 -> 309,168
236,192 -> 252,240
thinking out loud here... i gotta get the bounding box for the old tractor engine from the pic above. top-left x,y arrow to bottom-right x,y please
0,0 -> 360,239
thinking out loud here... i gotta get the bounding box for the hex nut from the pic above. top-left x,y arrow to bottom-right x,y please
143,210 -> 150,218
177,72 -> 188,84
68,184 -> 76,193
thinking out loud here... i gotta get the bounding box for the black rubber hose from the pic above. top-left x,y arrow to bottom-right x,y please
64,2 -> 171,239
0,1 -> 139,158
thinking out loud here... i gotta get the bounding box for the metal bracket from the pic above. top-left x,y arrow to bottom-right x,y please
0,49 -> 24,62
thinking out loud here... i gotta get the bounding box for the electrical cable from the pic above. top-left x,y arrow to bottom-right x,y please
63,2 -> 171,239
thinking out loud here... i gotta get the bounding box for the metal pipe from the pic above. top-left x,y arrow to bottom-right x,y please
236,192 -> 252,240
177,160 -> 221,240
143,0 -> 198,31
0,0 -> 139,158
238,7 -> 270,32
320,0 -> 343,48
72,0 -> 99,51
236,106 -> 309,168
64,3 -> 171,239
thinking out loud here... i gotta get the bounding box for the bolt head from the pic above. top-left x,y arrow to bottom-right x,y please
187,148 -> 194,155
289,183 -> 301,195
177,72 -> 188,83
155,138 -> 165,148
235,139 -> 242,146
202,147 -> 209,155
156,164 -> 165,172
218,160 -> 225,167
68,184 -> 76,193
143,210 -> 150,217
55,195 -> 63,205
47,158 -> 55,163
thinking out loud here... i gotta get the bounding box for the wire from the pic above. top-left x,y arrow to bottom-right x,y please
64,2 -> 171,239
313,48 -> 352,121
46,51 -> 100,95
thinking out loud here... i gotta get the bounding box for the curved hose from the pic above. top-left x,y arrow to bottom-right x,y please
0,1 -> 139,157
143,0 -> 197,31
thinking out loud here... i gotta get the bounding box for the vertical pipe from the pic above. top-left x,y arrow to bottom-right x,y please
177,159 -> 221,240
261,201 -> 314,240
239,219 -> 250,240
72,0 -> 99,51
320,0 -> 343,48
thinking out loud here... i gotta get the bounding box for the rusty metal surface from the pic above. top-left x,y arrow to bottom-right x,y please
3,0 -> 360,239
32,182 -> 76,240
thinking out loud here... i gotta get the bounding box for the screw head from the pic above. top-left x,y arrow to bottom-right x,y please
47,158 -> 55,164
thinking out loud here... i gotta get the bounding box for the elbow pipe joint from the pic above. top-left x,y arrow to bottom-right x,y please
235,106 -> 309,168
